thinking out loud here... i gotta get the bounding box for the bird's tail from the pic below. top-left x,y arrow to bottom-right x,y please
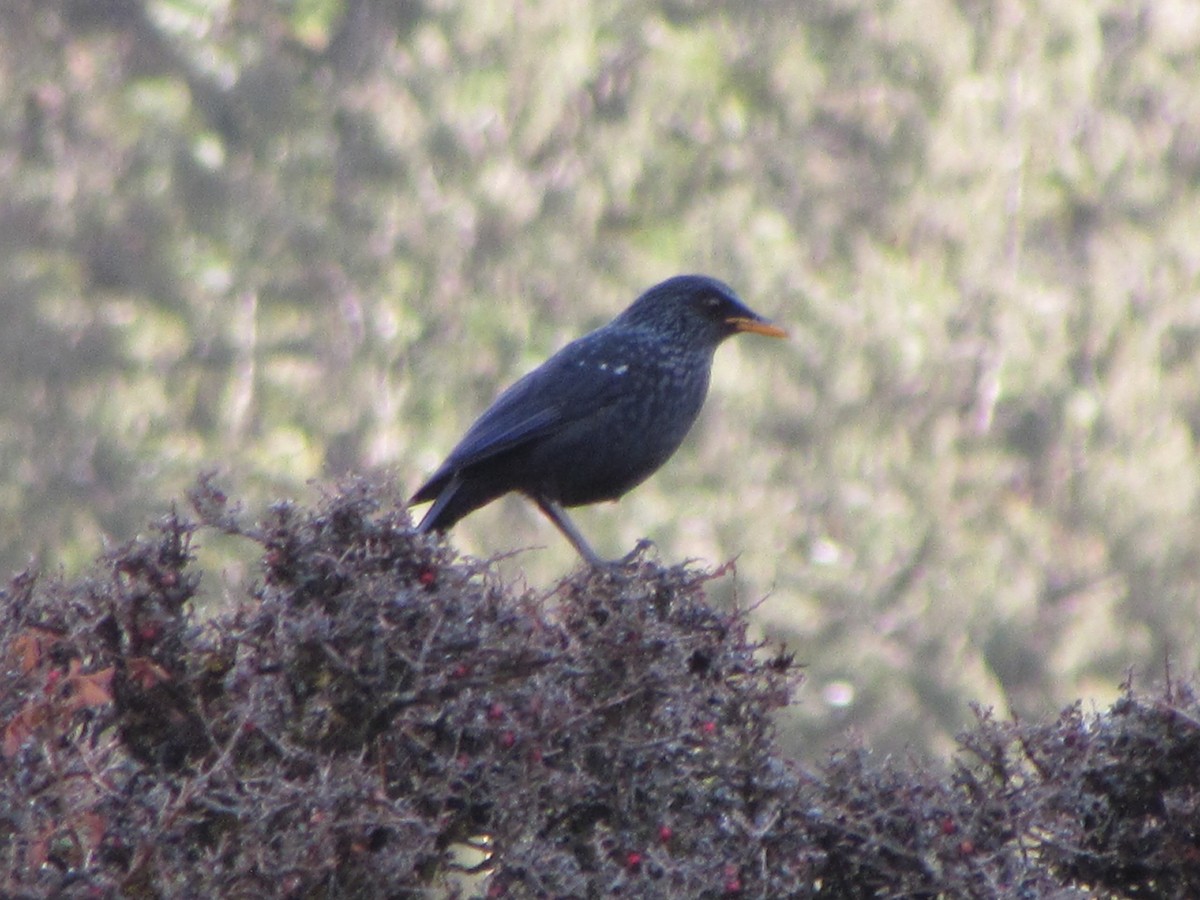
412,473 -> 506,533
413,475 -> 460,533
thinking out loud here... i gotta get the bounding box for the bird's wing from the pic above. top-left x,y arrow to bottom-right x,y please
450,334 -> 637,464
413,329 -> 641,498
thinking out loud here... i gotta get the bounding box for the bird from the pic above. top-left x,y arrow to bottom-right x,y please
410,274 -> 786,565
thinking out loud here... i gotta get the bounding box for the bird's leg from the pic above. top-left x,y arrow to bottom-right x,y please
531,496 -> 609,567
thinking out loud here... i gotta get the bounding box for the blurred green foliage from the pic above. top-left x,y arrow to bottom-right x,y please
2,0 -> 1199,756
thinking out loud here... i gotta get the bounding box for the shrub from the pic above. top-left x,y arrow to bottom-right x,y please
2,477 -> 1197,897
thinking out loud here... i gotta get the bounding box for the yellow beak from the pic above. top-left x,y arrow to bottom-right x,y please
726,317 -> 788,339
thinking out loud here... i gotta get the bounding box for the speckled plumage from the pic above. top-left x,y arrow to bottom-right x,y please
411,274 -> 785,564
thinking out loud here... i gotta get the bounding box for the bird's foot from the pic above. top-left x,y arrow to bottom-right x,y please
618,538 -> 656,566
575,539 -> 656,572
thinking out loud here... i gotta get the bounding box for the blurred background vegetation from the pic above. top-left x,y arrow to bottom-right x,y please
3,0 -> 1199,758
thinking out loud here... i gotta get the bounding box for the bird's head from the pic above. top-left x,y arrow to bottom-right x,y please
615,274 -> 787,348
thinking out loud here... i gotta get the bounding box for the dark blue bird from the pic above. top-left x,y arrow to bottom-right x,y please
411,274 -> 786,564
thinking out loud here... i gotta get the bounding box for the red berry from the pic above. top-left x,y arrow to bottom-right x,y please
723,863 -> 741,893
499,730 -> 516,749
625,851 -> 642,870
487,702 -> 504,721
701,720 -> 717,735
658,825 -> 673,843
